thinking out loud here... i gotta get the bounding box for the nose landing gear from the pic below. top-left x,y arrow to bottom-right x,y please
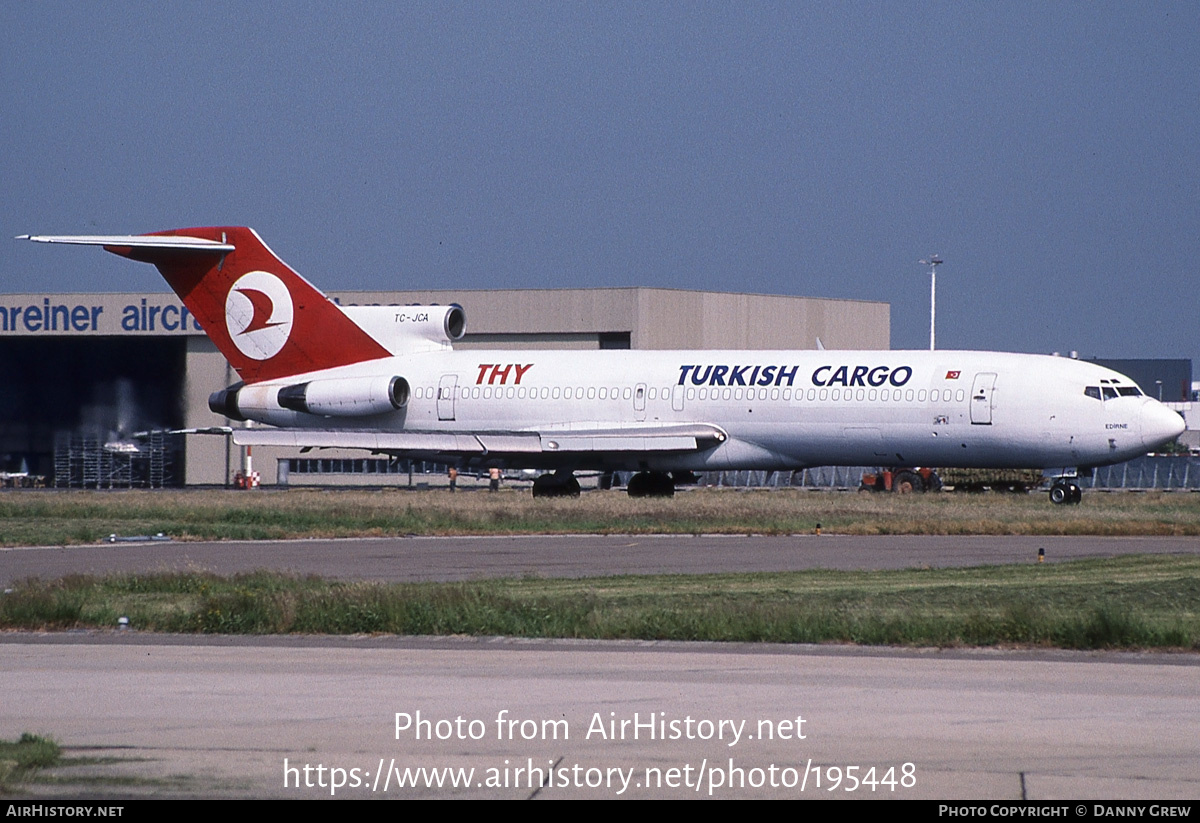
1049,480 -> 1082,505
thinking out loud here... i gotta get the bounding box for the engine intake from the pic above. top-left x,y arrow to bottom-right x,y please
339,304 -> 466,353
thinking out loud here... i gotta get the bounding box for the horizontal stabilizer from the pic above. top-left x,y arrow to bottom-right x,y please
18,234 -> 235,252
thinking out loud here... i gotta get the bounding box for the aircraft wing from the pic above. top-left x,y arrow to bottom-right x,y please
230,424 -> 726,457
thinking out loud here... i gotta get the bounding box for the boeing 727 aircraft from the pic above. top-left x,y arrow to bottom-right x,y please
22,227 -> 1185,503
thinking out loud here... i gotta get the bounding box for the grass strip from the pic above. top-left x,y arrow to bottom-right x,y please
0,734 -> 62,795
3,555 -> 1197,650
2,488 -> 1199,546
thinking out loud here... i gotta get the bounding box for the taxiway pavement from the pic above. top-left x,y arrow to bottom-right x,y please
3,634 -> 1197,799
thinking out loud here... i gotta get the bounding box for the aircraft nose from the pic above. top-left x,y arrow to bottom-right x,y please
1141,401 -> 1186,450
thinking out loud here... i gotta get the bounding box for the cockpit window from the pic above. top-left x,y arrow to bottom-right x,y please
1102,387 -> 1118,400
1118,387 -> 1141,397
1084,386 -> 1101,400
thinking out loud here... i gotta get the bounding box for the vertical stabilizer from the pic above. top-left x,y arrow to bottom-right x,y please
23,227 -> 392,383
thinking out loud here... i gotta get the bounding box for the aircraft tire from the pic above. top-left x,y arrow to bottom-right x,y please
627,471 -> 675,498
532,473 -> 580,498
532,474 -> 555,498
1068,482 -> 1082,504
1049,482 -> 1070,505
652,472 -> 676,497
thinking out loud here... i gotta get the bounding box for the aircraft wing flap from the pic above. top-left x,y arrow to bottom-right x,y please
539,423 -> 725,452
229,423 -> 725,456
475,434 -> 543,453
231,429 -> 486,453
541,434 -> 699,452
535,423 -> 726,441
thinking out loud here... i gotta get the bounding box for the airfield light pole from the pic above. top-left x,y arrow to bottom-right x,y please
919,255 -> 943,350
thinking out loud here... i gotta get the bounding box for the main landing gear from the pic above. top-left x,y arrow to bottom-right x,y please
1048,480 -> 1082,505
626,471 -> 675,498
531,471 -> 581,498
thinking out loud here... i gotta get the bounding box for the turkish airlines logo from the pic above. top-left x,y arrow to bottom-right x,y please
225,271 -> 294,361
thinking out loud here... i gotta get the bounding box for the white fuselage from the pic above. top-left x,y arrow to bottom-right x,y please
236,348 -> 1185,473
26,229 -> 1184,477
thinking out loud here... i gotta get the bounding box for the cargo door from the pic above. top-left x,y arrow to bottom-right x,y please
970,373 -> 997,425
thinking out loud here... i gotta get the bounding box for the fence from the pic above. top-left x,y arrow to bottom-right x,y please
694,456 -> 1200,491
276,455 -> 1200,491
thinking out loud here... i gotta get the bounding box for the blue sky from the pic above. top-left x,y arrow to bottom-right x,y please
3,2 -> 1197,362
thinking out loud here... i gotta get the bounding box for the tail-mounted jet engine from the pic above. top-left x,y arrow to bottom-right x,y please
277,375 -> 410,416
208,376 -> 411,420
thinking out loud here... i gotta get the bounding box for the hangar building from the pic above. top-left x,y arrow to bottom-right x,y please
0,288 -> 889,486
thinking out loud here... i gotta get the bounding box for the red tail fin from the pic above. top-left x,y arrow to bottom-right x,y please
106,227 -> 391,383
